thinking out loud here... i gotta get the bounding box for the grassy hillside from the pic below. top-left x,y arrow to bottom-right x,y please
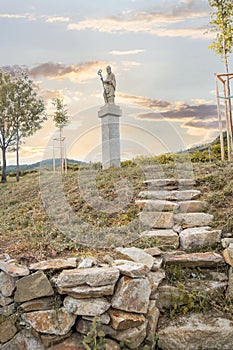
1,159 -> 233,263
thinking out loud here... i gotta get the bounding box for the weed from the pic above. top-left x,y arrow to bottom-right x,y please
82,317 -> 106,350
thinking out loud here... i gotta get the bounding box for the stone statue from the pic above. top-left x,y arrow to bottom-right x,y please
98,66 -> 116,104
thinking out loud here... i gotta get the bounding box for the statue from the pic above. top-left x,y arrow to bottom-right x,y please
98,66 -> 116,104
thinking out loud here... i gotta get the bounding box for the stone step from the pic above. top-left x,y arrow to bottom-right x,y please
139,212 -> 174,229
144,178 -> 195,189
163,252 -> 225,268
177,200 -> 207,213
174,213 -> 214,228
136,199 -> 179,212
179,226 -> 221,250
138,190 -> 201,201
141,230 -> 179,250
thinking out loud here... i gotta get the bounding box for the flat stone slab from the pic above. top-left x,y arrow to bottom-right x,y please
0,293 -> 13,306
19,296 -> 56,312
179,226 -> 222,250
56,266 -> 120,288
0,271 -> 17,297
108,309 -> 145,330
111,276 -> 151,314
177,200 -> 207,213
144,247 -> 163,256
174,213 -> 214,228
22,307 -> 76,335
115,247 -> 154,270
148,270 -> 166,294
113,260 -> 149,277
64,296 -> 110,316
144,178 -> 195,188
1,330 -> 45,350
223,243 -> 233,267
29,258 -> 77,271
138,190 -> 201,201
0,260 -> 29,277
163,252 -> 225,268
158,313 -> 233,350
58,284 -> 115,298
136,199 -> 179,212
141,230 -> 179,249
14,271 -> 54,302
139,212 -> 174,229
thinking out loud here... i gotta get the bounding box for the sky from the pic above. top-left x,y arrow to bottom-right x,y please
0,0 -> 232,165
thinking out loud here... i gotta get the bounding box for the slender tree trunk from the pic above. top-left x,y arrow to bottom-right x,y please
16,127 -> 20,182
1,146 -> 7,183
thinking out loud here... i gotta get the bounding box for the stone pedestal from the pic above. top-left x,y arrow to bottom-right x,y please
98,104 -> 122,169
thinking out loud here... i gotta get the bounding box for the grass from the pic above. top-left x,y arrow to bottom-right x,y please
1,158 -> 233,262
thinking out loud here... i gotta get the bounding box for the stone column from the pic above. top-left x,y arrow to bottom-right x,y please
98,103 -> 122,169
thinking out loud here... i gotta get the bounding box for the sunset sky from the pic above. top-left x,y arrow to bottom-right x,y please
0,0 -> 231,165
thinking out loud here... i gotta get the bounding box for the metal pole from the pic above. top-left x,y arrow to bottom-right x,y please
215,76 -> 225,161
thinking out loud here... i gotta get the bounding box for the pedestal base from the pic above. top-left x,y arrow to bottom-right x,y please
98,104 -> 122,170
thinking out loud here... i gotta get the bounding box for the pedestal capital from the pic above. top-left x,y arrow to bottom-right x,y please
98,103 -> 122,118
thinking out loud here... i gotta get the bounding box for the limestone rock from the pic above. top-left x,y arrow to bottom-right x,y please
226,267 -> 233,298
141,230 -> 179,249
113,259 -> 149,277
177,200 -> 207,213
115,247 -> 154,270
158,313 -> 233,350
58,284 -> 115,298
22,307 -> 76,335
112,320 -> 148,349
0,303 -> 15,317
40,330 -> 72,348
111,276 -> 150,313
0,315 -> 18,343
174,213 -> 214,228
136,199 -> 179,212
138,190 -> 200,201
19,296 -> 57,312
64,296 -> 110,316
163,251 -> 225,268
148,270 -> 166,294
47,332 -> 85,350
29,258 -> 77,271
0,272 -> 17,297
14,271 -> 54,302
179,226 -> 221,250
108,308 -> 145,330
0,260 -> 29,277
56,266 -> 119,288
1,329 -> 45,350
139,211 -> 174,229
144,247 -> 162,256
222,238 -> 233,248
106,338 -> 121,350
223,243 -> 233,267
78,258 -> 95,268
151,257 -> 163,271
0,293 -> 13,307
82,312 -> 110,325
146,300 -> 160,339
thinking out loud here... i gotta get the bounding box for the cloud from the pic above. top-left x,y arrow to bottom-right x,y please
29,61 -> 103,82
45,16 -> 71,23
183,119 -> 225,130
109,49 -> 145,56
119,93 -> 171,110
67,1 -> 211,39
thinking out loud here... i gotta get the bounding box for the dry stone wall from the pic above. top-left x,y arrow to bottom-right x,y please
1,178 -> 233,349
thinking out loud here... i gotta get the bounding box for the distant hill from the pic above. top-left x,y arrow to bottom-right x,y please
184,131 -> 227,154
6,159 -> 87,173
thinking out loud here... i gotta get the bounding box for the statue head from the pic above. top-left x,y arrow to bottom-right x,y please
106,66 -> 111,74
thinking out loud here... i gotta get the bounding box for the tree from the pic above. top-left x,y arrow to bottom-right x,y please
52,98 -> 69,173
208,0 -> 233,133
0,69 -> 47,182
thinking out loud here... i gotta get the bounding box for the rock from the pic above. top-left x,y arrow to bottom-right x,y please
0,303 -> 15,317
14,271 -> 54,302
64,296 -> 110,316
0,254 -> 11,262
151,257 -> 163,271
0,315 -> 18,343
29,258 -> 77,271
222,238 -> 233,248
179,226 -> 221,250
148,270 -> 166,294
112,320 -> 148,349
141,230 -> 179,249
226,267 -> 233,298
115,247 -> 154,270
138,190 -> 200,201
146,300 -> 160,339
135,199 -> 179,212
143,178 -> 195,188
1,329 -> 45,350
22,307 -> 76,335
106,338 -> 121,350
163,252 -> 225,268
223,243 -> 233,267
19,296 -> 58,312
40,330 -> 72,348
0,260 -> 29,277
174,213 -> 214,228
48,332 -> 85,350
0,272 -> 17,297
139,212 -> 174,229
158,313 -> 233,350
113,260 -> 149,277
144,247 -> 162,256
56,267 -> 119,288
78,258 -> 95,268
82,312 -> 111,325
58,284 -> 115,298
111,276 -> 150,314
177,200 -> 207,213
108,309 -> 145,330
0,293 -> 13,307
